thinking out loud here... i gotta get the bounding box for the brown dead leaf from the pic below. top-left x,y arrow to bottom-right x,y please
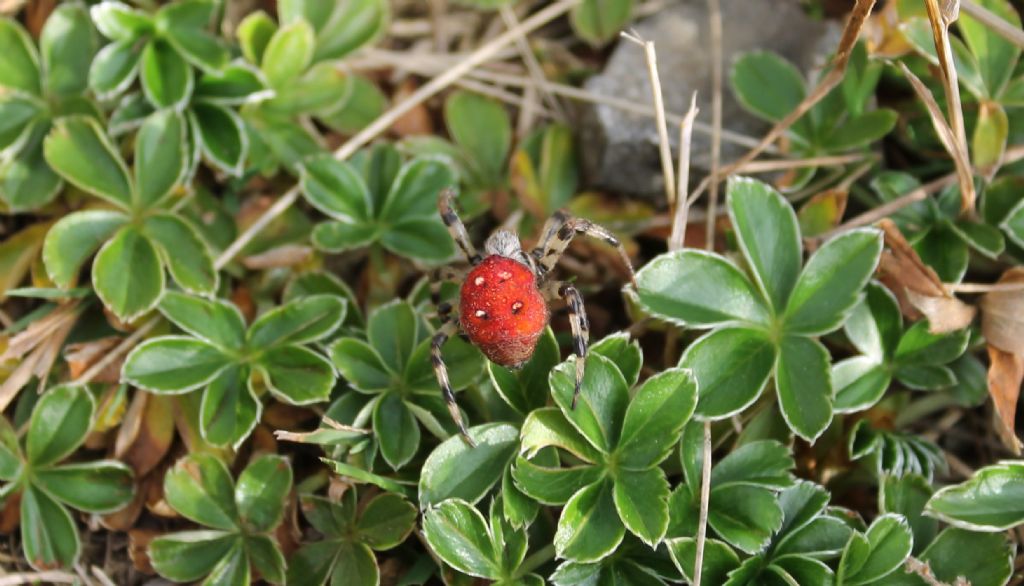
24,0 -> 56,36
128,529 -> 160,574
241,244 -> 313,269
980,268 -> 1024,355
0,489 -> 21,533
864,0 -> 915,57
262,402 -> 317,429
0,302 -> 81,411
231,286 -> 256,323
64,336 -> 123,383
876,219 -> 976,332
115,392 -> 175,477
100,481 -> 146,531
986,345 -> 1023,455
390,79 -> 434,137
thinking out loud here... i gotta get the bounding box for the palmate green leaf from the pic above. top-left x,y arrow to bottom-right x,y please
249,294 -> 345,349
445,91 -> 511,181
374,392 -> 420,470
0,18 -> 40,95
728,177 -> 801,311
235,454 -> 292,533
591,333 -> 643,387
149,530 -> 238,583
245,534 -> 286,585
838,514 -> 913,585
312,221 -> 378,253
732,51 -> 810,138
555,478 -> 625,563
833,356 -> 891,413
195,62 -> 269,105
42,209 -> 128,288
156,0 -> 229,72
26,385 -> 93,468
1,141 -> 64,212
34,462 -> 134,513
135,109 -> 187,208
367,300 -> 421,373
267,61 -> 351,116
667,537 -> 741,585
237,10 -> 276,65
258,345 -> 335,405
501,466 -> 539,529
774,514 -> 852,558
0,96 -> 41,153
92,225 -> 165,321
490,328 -> 559,415
972,100 -> 1009,174
357,492 -> 417,550
43,116 -> 133,210
285,540 -> 338,586
949,219 -> 1004,259
191,101 -> 247,176
143,213 -> 218,295
521,407 -> 603,463
164,453 -> 238,531
570,0 -> 634,46
419,423 -> 518,506
0,419 -> 20,481
380,217 -> 456,262
845,282 -> 902,360
159,291 -> 246,349
124,336 -> 232,393
681,327 -> 775,419
40,4 -> 96,97
320,74 -> 388,135
284,270 -> 362,326
635,250 -> 771,328
914,528 -> 1013,586
881,475 -> 937,555
90,1 -> 153,42
301,156 -> 373,223
775,335 -> 833,442
422,498 -> 502,579
140,39 -> 193,109
959,0 -> 1021,96
709,485 -> 784,554
513,455 -> 604,506
915,224 -> 969,284
778,481 -> 831,538
551,354 -> 629,454
380,157 -> 458,221
331,338 -> 391,392
616,368 -> 696,469
712,441 -> 795,490
201,365 -> 260,448
826,109 -> 898,150
309,0 -> 388,62
784,228 -> 882,335
89,39 -> 141,99
925,461 -> 1024,531
261,20 -> 314,88
202,540 -> 250,586
613,467 -> 670,546
894,321 -> 969,366
20,485 -> 79,570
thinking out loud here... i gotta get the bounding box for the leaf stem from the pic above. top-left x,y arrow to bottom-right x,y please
514,543 -> 556,579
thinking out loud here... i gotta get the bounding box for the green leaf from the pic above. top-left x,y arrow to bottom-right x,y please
570,0 -> 634,46
682,327 -> 776,420
204,540 -> 250,585
914,226 -> 968,283
284,540 -> 337,586
881,475 -> 937,554
489,328 -> 558,415
357,492 -> 417,550
949,219 -> 1004,259
149,531 -> 238,583
917,529 -> 1013,586
143,213 -> 218,295
708,484 -> 784,554
156,294 -> 243,354
838,514 -> 913,585
191,101 -> 247,176
380,217 -> 456,262
258,345 -> 335,405
261,20 -> 314,88
198,365 -> 259,448
379,157 -> 458,221
616,368 -> 697,469
43,116 -> 133,210
374,393 -> 420,470
826,109 -> 898,150
195,62 -> 268,105
972,100 -> 1009,174
300,155 -> 373,223
92,226 -> 165,321
140,39 -> 193,109
613,467 -> 670,546
732,51 -> 808,135
123,336 -> 231,393
330,338 -> 391,392
319,74 -> 387,135
501,467 -> 539,529
845,282 -> 902,360
249,294 -> 345,349
727,176 -> 801,310
40,4 -> 96,97
959,0 -> 1021,96
775,335 -> 833,442
312,221 -> 377,253
925,461 -> 1024,530
445,91 -> 511,181
90,2 -> 152,41
520,408 -> 602,463
310,0 -> 389,61
245,534 -> 286,585
42,209 -> 128,288
551,353 -> 629,454
267,61 -> 351,116
635,250 -> 771,328
135,109 -> 187,208
328,542 -> 379,586
157,0 -> 228,71
367,300 -> 420,373
833,357 -> 891,413
512,455 -> 603,506
27,385 -> 93,468
783,228 -> 883,335
591,333 -> 643,388
89,39 -> 141,99
164,453 -> 238,531
235,453 -> 292,533
774,514 -> 852,559
33,461 -> 134,513
0,419 -> 20,481
237,10 -> 276,64
667,537 -> 741,586
778,480 -> 830,537
555,479 -> 625,563
422,498 -> 501,579
419,423 -> 518,506
894,321 -> 969,366
712,440 -> 794,489
0,18 -> 40,94
2,135 -> 63,212
20,485 -> 79,570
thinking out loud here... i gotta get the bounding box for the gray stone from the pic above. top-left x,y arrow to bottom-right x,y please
579,0 -> 840,198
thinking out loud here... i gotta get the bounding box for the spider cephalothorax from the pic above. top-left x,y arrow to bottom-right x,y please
432,189 -> 637,445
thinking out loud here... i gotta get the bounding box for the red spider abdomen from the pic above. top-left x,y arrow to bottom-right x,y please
460,256 -> 548,368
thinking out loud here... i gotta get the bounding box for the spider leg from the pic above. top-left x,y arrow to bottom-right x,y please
431,317 -> 476,447
544,281 -> 590,409
531,213 -> 637,288
438,188 -> 482,265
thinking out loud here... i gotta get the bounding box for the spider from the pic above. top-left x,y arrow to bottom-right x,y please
431,189 -> 637,446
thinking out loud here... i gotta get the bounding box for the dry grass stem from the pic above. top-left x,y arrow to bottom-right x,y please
499,5 -> 567,121
0,571 -> 80,585
621,31 -> 677,206
669,93 -> 699,252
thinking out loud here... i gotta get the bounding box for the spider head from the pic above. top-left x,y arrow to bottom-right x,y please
484,229 -> 523,259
